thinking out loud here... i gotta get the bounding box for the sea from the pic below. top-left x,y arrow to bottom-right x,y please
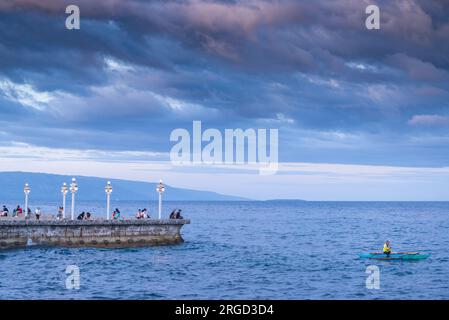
0,201 -> 448,299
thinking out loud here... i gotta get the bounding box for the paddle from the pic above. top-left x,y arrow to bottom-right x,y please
395,252 -> 418,255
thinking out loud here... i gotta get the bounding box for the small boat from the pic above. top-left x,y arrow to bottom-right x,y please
359,252 -> 430,260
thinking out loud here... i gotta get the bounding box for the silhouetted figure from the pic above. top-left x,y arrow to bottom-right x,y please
27,207 -> 32,219
13,205 -> 23,217
112,208 -> 121,220
77,212 -> 85,220
175,209 -> 183,219
35,207 -> 41,220
1,205 -> 9,217
56,207 -> 63,220
169,209 -> 176,219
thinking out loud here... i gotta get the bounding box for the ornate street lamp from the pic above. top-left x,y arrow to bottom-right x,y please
24,183 -> 31,217
61,182 -> 68,219
69,178 -> 78,220
105,181 -> 113,220
156,179 -> 165,219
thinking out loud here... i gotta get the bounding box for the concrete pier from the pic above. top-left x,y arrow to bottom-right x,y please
0,219 -> 190,249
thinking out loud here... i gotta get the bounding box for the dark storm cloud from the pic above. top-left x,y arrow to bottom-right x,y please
0,0 -> 449,165
1,0 -> 447,75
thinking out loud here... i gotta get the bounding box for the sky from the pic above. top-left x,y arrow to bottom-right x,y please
1,0 -> 449,200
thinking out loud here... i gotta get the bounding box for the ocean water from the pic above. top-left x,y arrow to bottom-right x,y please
0,201 -> 448,300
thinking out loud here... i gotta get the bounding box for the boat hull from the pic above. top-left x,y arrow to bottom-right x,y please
359,253 -> 430,260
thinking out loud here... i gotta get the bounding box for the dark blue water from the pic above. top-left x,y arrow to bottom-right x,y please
0,201 -> 448,299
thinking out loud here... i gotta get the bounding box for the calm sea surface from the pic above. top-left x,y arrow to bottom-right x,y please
0,201 -> 448,299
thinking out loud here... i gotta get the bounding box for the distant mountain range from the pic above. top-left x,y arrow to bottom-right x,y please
0,172 -> 248,201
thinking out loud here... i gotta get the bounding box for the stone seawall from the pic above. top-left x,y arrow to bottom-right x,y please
0,219 -> 190,249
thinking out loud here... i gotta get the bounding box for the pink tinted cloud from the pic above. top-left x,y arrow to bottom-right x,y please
408,114 -> 449,126
0,0 -> 304,31
387,53 -> 449,81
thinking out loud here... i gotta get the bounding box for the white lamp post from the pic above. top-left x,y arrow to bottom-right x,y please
69,178 -> 78,220
105,181 -> 113,220
61,182 -> 68,219
24,183 -> 31,216
156,179 -> 165,219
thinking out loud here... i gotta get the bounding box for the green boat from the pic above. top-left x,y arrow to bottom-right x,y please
359,252 -> 430,260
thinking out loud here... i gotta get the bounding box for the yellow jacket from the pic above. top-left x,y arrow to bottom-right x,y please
383,243 -> 391,253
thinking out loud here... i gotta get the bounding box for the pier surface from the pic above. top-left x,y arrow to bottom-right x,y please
0,219 -> 190,249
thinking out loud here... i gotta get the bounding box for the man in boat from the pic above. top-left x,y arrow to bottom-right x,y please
383,241 -> 391,256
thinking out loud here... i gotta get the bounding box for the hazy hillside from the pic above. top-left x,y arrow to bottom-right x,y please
0,172 -> 247,201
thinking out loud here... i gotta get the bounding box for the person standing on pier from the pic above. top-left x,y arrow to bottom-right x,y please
56,207 -> 63,220
35,207 -> 41,220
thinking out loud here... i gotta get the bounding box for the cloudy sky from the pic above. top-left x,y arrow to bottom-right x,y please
1,0 -> 449,200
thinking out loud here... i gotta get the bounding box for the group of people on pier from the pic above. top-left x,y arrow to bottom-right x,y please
135,208 -> 150,219
169,209 -> 184,219
1,205 -> 185,221
77,211 -> 93,220
1,205 -> 42,220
